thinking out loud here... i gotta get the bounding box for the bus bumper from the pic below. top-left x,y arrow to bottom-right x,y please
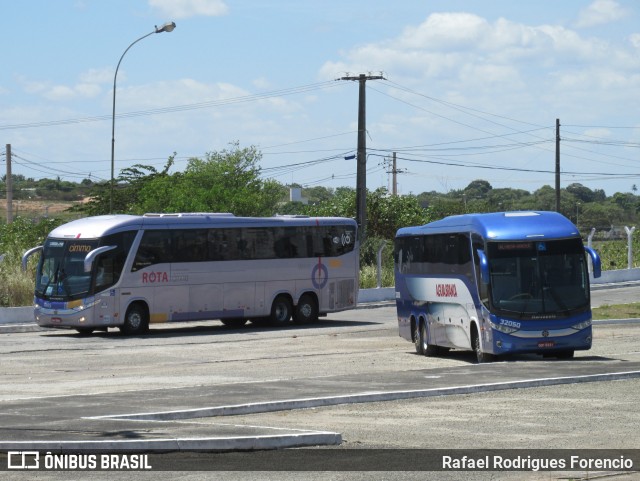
34,297 -> 102,329
491,326 -> 592,355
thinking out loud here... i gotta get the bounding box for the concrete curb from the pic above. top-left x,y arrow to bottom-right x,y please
90,370 -> 640,423
0,432 -> 343,452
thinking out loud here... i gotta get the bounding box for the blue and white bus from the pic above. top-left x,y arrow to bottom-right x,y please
23,213 -> 358,335
394,211 -> 601,363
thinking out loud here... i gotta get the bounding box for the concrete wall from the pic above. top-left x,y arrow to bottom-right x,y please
591,267 -> 640,285
0,306 -> 34,324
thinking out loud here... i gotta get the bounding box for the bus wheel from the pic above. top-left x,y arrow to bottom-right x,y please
270,296 -> 292,325
472,327 -> 494,364
121,303 -> 149,335
221,318 -> 248,328
294,294 -> 318,324
413,321 -> 424,355
421,321 -> 439,357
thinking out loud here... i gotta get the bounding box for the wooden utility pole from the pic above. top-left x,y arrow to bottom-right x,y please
340,73 -> 384,241
555,118 -> 560,212
5,144 -> 12,224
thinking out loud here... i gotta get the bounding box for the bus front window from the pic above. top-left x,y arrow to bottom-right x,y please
36,240 -> 98,301
488,239 -> 589,317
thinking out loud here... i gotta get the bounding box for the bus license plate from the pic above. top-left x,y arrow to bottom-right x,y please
51,317 -> 62,324
538,341 -> 555,348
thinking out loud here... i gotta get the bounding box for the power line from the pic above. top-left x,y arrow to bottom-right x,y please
0,81 -> 341,132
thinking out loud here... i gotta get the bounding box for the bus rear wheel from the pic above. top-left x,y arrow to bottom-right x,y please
294,294 -> 318,324
121,303 -> 149,335
270,296 -> 292,325
413,320 -> 424,355
416,320 -> 439,357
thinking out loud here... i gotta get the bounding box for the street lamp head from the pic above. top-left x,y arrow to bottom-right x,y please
155,21 -> 176,33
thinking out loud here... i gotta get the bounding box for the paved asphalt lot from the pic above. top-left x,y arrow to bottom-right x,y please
1,285 -> 639,480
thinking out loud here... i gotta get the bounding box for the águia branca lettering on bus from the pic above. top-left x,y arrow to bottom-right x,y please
435,283 -> 458,298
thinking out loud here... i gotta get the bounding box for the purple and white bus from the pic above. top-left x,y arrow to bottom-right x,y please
23,213 -> 358,335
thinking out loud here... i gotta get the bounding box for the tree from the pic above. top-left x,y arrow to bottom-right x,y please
75,145 -> 286,216
137,144 -> 285,216
463,179 -> 492,199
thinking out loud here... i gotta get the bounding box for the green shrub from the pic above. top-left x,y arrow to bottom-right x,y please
0,217 -> 63,307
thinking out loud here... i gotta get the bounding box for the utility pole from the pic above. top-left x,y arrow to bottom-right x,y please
385,152 -> 405,196
555,118 -> 560,212
5,144 -> 12,224
340,73 -> 384,241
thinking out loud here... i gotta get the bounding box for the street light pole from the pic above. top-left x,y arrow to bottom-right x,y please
110,22 -> 176,214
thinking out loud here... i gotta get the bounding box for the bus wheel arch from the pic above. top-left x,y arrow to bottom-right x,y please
270,294 -> 293,325
294,292 -> 319,324
120,301 -> 150,335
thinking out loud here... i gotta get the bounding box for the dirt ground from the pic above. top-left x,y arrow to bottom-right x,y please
0,200 -> 80,220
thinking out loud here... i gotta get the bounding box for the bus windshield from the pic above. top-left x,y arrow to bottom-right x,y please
487,238 -> 589,318
36,239 -> 99,301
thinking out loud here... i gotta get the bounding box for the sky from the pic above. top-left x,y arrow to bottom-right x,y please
1,0 -> 640,197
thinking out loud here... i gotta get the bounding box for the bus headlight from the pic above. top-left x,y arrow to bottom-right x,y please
71,299 -> 100,312
489,320 -> 518,334
571,319 -> 592,331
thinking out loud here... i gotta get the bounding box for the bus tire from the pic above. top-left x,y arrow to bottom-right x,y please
421,321 -> 439,357
472,326 -> 494,364
221,318 -> 248,328
294,293 -> 318,324
270,295 -> 292,325
416,320 -> 438,357
413,319 -> 424,355
121,303 -> 149,335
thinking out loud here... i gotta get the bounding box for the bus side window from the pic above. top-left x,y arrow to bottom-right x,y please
132,231 -> 171,271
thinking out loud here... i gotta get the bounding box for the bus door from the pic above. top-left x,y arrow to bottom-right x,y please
91,248 -> 120,326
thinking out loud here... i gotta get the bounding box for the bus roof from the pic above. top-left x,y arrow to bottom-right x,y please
47,213 -> 357,239
396,211 -> 580,241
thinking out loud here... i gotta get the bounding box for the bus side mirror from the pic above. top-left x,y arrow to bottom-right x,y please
477,249 -> 490,284
22,246 -> 43,272
584,246 -> 601,278
84,246 -> 117,273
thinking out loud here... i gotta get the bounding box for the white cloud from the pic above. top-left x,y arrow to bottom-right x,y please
575,0 -> 629,28
148,0 -> 228,19
18,69 -> 106,101
79,68 -> 113,85
320,10 -> 640,87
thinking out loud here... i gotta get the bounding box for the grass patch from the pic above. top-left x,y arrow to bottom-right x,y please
592,302 -> 640,320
